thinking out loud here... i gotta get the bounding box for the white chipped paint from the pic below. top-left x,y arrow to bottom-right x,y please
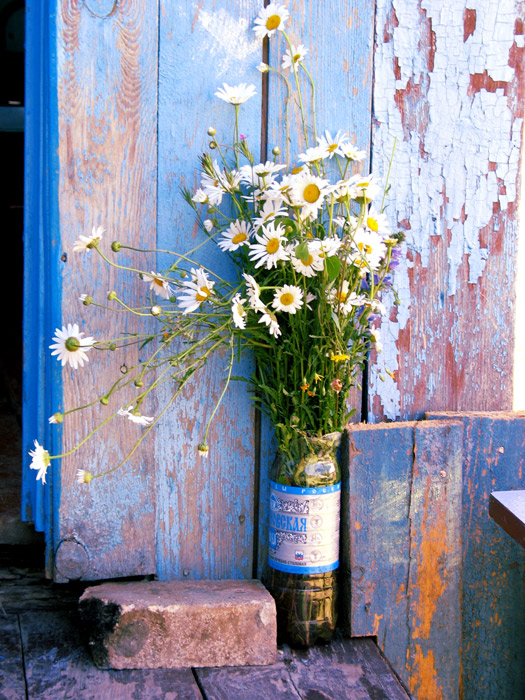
198,8 -> 261,76
371,0 -> 523,419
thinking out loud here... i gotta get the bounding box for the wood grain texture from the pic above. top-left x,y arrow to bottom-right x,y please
343,420 -> 463,700
155,0 -> 262,580
369,0 -> 525,422
427,411 -> 525,700
19,610 -> 203,699
0,616 -> 26,700
55,0 -> 159,580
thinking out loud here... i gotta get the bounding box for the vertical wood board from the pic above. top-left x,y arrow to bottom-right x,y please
344,420 -> 463,700
55,0 -> 159,580
426,411 -> 525,700
155,0 -> 262,580
369,0 -> 525,422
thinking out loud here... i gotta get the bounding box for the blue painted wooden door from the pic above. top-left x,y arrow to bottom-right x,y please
22,0 -> 374,581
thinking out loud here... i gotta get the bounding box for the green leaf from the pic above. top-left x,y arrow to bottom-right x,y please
330,310 -> 341,332
325,255 -> 341,281
294,240 -> 310,263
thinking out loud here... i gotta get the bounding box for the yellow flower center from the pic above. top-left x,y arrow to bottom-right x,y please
335,290 -> 348,302
65,337 -> 80,352
303,184 -> 321,203
266,238 -> 280,254
153,277 -> 164,287
293,53 -> 301,62
266,14 -> 281,30
280,293 -> 294,306
291,166 -> 303,175
328,144 -> 338,152
232,232 -> 247,244
367,217 -> 379,231
196,286 -> 212,302
358,242 -> 373,254
303,254 -> 314,266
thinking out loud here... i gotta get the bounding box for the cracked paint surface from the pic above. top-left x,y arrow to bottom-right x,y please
370,0 -> 524,420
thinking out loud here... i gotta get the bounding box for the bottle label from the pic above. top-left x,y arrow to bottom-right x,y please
268,480 -> 341,574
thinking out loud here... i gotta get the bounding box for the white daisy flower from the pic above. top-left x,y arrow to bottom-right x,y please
298,146 -> 328,165
282,44 -> 308,70
217,220 -> 253,252
29,440 -> 51,484
192,188 -> 209,204
366,299 -> 387,316
253,3 -> 289,40
289,172 -> 331,216
265,174 -> 295,201
347,173 -> 381,201
48,412 -> 63,424
177,267 -> 215,314
203,219 -> 214,233
290,245 -> 324,277
317,130 -> 350,159
117,407 -> 154,426
49,324 -> 95,370
239,161 -> 286,188
142,272 -> 172,300
231,294 -> 247,329
198,443 -> 210,458
329,282 -> 367,314
72,225 -> 104,252
76,469 -> 93,484
349,228 -> 387,271
364,208 -> 391,237
311,237 -> 342,259
370,328 -> 383,353
339,142 -> 366,161
248,222 -> 289,269
200,163 -> 241,205
215,82 -> 256,105
243,273 -> 262,308
272,285 -> 304,314
306,292 -> 316,309
258,308 -> 281,337
252,198 -> 287,230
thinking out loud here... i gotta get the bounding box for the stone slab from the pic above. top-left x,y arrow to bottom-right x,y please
78,579 -> 277,669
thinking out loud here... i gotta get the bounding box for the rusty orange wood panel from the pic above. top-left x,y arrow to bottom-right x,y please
55,0 -> 159,580
427,411 -> 525,700
343,420 -> 463,699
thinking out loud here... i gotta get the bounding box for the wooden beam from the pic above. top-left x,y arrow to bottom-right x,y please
489,490 -> 525,547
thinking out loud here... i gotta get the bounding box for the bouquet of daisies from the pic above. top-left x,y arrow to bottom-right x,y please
29,3 -> 402,485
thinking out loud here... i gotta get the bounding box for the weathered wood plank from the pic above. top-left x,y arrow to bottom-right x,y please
343,422 -> 415,658
405,421 -> 462,700
154,0 -> 262,581
369,0 -> 525,422
55,0 -> 159,580
426,411 -> 525,700
0,615 -> 26,700
195,657 -> 302,700
344,420 -> 463,699
489,490 -> 525,547
19,610 -> 202,700
287,636 -> 410,700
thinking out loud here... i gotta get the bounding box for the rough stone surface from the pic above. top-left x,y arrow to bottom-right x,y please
78,579 -> 277,669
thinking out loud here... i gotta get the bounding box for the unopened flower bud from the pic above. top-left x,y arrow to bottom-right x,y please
107,290 -> 116,301
151,305 -> 162,316
257,62 -> 270,73
272,146 -> 281,156
134,379 -> 144,387
80,294 -> 92,306
111,241 -> 121,252
331,378 -> 343,393
209,141 -> 217,149
100,396 -> 109,405
198,443 -> 209,458
49,412 -> 63,424
207,126 -> 216,136
109,343 -> 116,351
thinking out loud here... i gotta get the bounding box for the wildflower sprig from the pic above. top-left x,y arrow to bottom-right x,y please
30,5 -> 403,485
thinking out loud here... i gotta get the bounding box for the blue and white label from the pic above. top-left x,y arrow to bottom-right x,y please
268,480 -> 340,574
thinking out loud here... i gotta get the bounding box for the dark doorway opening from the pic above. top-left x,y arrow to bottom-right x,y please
0,0 -> 42,548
